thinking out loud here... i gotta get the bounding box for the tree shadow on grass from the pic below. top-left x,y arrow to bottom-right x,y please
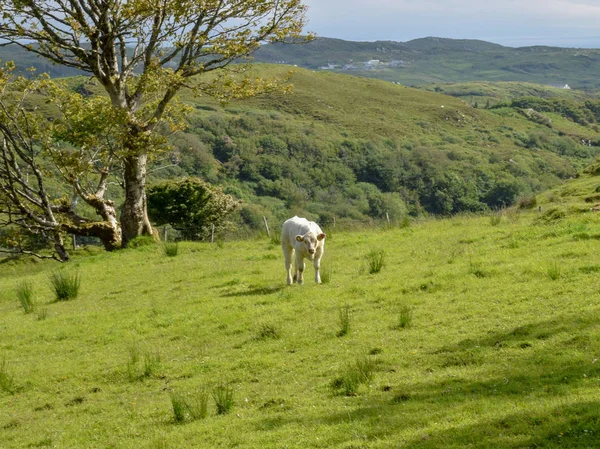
251,316 -> 600,447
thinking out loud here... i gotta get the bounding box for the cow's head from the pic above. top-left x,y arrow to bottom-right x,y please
296,232 -> 326,258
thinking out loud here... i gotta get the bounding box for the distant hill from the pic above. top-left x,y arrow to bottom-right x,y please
253,37 -> 600,89
3,37 -> 600,89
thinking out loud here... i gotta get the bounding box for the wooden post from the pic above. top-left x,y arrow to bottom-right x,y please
263,216 -> 271,238
333,216 -> 336,228
211,224 -> 215,243
386,212 -> 390,225
163,227 -> 168,242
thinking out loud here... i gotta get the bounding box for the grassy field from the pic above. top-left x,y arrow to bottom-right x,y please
2,186 -> 600,448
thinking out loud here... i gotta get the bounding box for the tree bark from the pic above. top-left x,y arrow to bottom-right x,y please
121,154 -> 153,246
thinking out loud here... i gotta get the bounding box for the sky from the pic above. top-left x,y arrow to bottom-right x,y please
301,0 -> 600,48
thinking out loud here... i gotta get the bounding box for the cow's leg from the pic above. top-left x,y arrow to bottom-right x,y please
314,253 -> 322,284
283,245 -> 294,285
295,254 -> 305,284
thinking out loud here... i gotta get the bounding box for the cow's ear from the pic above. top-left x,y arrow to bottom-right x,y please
295,235 -> 304,242
317,233 -> 326,241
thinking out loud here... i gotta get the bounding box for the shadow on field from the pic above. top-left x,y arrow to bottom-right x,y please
253,316 -> 600,447
221,285 -> 284,297
398,401 -> 600,449
436,315 -> 599,354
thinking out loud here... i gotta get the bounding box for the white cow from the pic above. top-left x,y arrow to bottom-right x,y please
281,216 -> 326,285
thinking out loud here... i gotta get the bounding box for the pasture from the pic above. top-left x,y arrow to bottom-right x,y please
1,211 -> 600,448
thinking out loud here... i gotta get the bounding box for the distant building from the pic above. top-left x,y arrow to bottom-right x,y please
563,84 -> 571,89
320,63 -> 337,70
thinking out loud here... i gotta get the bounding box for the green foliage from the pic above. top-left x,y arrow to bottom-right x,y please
49,271 -> 80,301
127,236 -> 156,248
147,178 -> 240,241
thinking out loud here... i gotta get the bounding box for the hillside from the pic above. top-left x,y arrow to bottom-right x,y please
253,37 -> 600,88
1,207 -> 600,448
140,65 -> 600,230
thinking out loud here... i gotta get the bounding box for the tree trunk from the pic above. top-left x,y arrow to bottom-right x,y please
53,233 -> 70,262
121,154 -> 153,246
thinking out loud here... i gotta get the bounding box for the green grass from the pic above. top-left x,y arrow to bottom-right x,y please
48,271 -> 81,301
15,281 -> 35,314
1,210 -> 600,448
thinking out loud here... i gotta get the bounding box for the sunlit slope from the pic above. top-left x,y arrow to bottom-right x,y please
1,210 -> 600,448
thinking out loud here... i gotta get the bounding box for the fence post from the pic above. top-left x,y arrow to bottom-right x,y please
263,216 -> 271,238
211,223 -> 215,243
386,212 -> 390,225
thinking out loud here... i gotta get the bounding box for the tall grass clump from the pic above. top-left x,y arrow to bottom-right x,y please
162,241 -> 179,257
256,322 -> 281,340
0,358 -> 16,394
337,305 -> 350,337
489,211 -> 503,226
397,303 -> 413,329
212,384 -> 234,415
331,356 -> 377,396
49,271 -> 81,301
367,249 -> 385,274
126,344 -> 161,381
169,392 -> 188,423
169,390 -> 209,423
16,281 -> 35,314
547,261 -> 562,280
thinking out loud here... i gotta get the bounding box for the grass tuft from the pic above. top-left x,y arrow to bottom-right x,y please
162,241 -> 179,257
49,271 -> 81,301
169,390 -> 209,423
256,322 -> 281,340
331,356 -> 377,396
212,384 -> 234,415
397,303 -> 413,329
16,281 -> 35,314
0,358 -> 16,394
547,261 -> 562,280
336,304 -> 350,337
367,249 -> 385,274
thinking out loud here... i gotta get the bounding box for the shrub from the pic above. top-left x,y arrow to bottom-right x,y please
16,281 -> 35,314
49,271 -> 81,301
517,194 -> 537,209
148,177 -> 240,241
127,235 -> 156,248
